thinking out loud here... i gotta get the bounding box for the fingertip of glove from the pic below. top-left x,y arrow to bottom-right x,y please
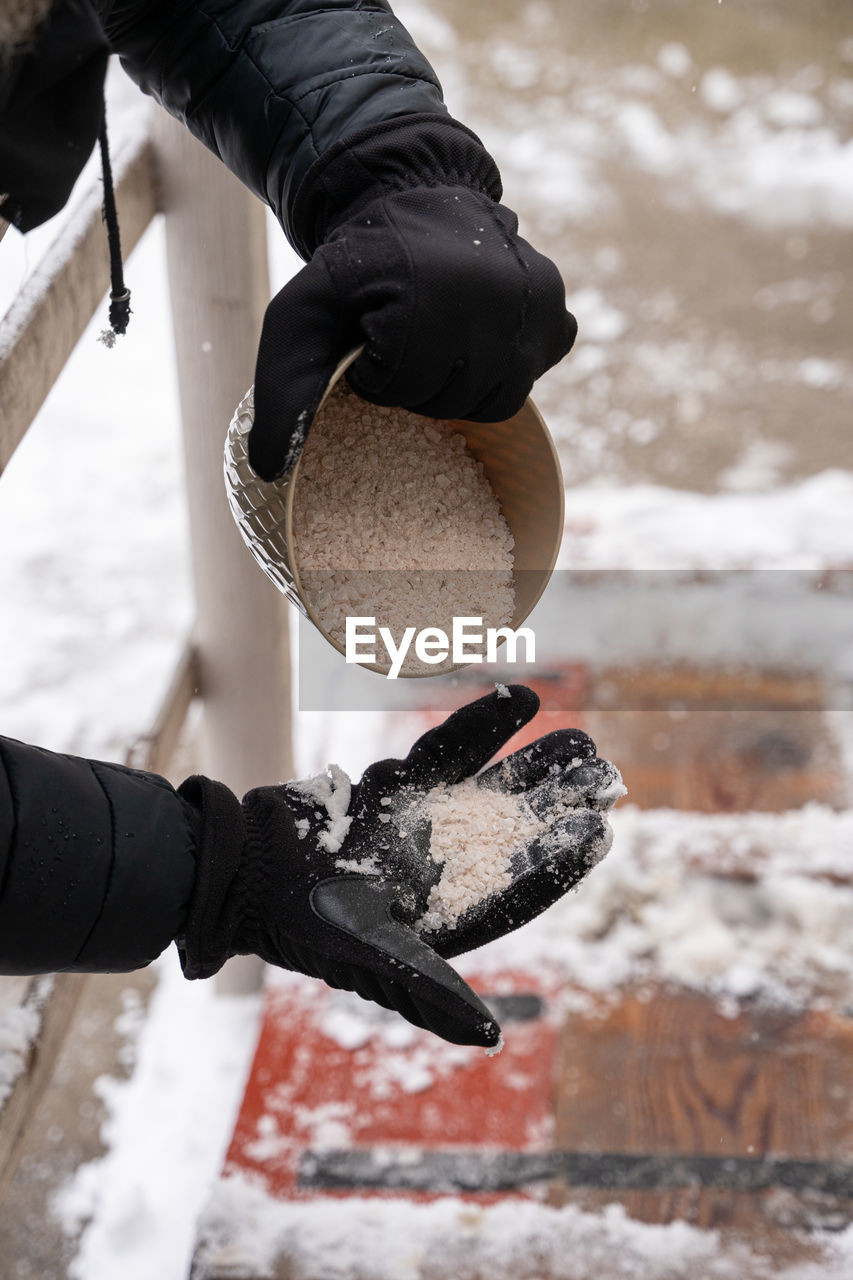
246,395 -> 290,478
246,433 -> 282,483
434,684 -> 539,754
563,757 -> 627,811
478,683 -> 539,742
480,1016 -> 503,1050
564,307 -> 579,354
549,806 -> 612,869
495,683 -> 539,719
434,1005 -> 502,1049
538,726 -> 598,762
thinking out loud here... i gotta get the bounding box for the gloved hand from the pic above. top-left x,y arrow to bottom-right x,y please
248,118 -> 577,480
178,686 -> 622,1048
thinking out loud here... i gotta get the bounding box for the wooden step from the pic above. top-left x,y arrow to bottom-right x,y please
190,974 -> 853,1279
552,985 -> 853,1239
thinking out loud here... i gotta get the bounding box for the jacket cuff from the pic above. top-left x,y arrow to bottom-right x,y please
176,775 -> 246,980
289,113 -> 503,259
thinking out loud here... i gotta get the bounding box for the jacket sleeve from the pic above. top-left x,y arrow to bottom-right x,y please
0,736 -> 199,975
99,0 -> 461,252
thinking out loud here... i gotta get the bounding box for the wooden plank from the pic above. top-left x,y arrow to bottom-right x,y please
587,705 -> 845,811
125,640 -> 200,776
588,663 -> 829,712
585,663 -> 846,812
222,971 -> 556,1203
415,663 -> 847,812
551,987 -> 853,1235
0,973 -> 88,1205
154,110 -> 294,994
193,970 -> 560,1280
0,135 -> 158,476
191,978 -> 850,1278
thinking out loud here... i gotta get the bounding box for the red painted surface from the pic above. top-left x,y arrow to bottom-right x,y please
225,970 -> 560,1203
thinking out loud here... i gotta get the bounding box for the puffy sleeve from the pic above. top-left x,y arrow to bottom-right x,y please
0,736 -> 198,975
100,0 -> 459,250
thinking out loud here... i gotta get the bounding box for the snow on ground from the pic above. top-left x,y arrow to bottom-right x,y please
188,797 -> 853,1278
396,0 -> 853,234
559,472 -> 853,570
193,1178 -> 853,1280
0,978 -> 51,1109
456,804 -> 853,1012
52,958 -> 261,1280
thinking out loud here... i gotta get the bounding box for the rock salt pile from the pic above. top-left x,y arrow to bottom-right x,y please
416,777 -> 545,934
416,771 -> 620,935
291,384 -> 515,675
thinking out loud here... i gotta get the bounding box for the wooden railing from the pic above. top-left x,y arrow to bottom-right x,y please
0,107 -> 293,1202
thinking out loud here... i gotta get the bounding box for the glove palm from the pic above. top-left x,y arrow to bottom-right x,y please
179,687 -> 620,1047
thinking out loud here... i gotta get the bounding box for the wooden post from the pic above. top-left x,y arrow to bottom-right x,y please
153,111 -> 293,993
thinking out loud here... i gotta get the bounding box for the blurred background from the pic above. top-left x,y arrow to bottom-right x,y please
422,0 -> 852,492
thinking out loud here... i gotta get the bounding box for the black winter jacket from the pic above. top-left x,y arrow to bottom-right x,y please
0,0 -> 479,973
0,736 -> 198,973
0,0 -> 486,247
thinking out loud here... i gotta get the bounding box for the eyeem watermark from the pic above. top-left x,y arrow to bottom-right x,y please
346,615 -> 536,679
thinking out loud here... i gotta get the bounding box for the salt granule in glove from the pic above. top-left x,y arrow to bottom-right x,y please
178,687 -> 622,1048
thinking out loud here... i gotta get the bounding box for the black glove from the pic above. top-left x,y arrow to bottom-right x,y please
249,117 -> 577,480
177,686 -> 620,1048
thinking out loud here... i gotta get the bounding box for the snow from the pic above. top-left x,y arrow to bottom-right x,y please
559,472 -> 853,570
700,68 -> 744,115
52,957 -> 261,1280
0,217 -> 193,759
533,475 -> 853,682
0,1006 -> 41,1106
798,357 -> 845,390
290,762 -> 354,853
0,979 -> 52,1109
400,0 -> 853,234
656,42 -> 693,80
193,1175 -> 853,1280
452,804 -> 853,1012
565,287 -> 628,343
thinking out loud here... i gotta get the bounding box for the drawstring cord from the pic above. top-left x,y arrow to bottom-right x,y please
98,99 -> 131,344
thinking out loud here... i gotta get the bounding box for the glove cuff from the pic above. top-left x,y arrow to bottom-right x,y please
290,113 -> 503,259
176,775 -> 247,980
